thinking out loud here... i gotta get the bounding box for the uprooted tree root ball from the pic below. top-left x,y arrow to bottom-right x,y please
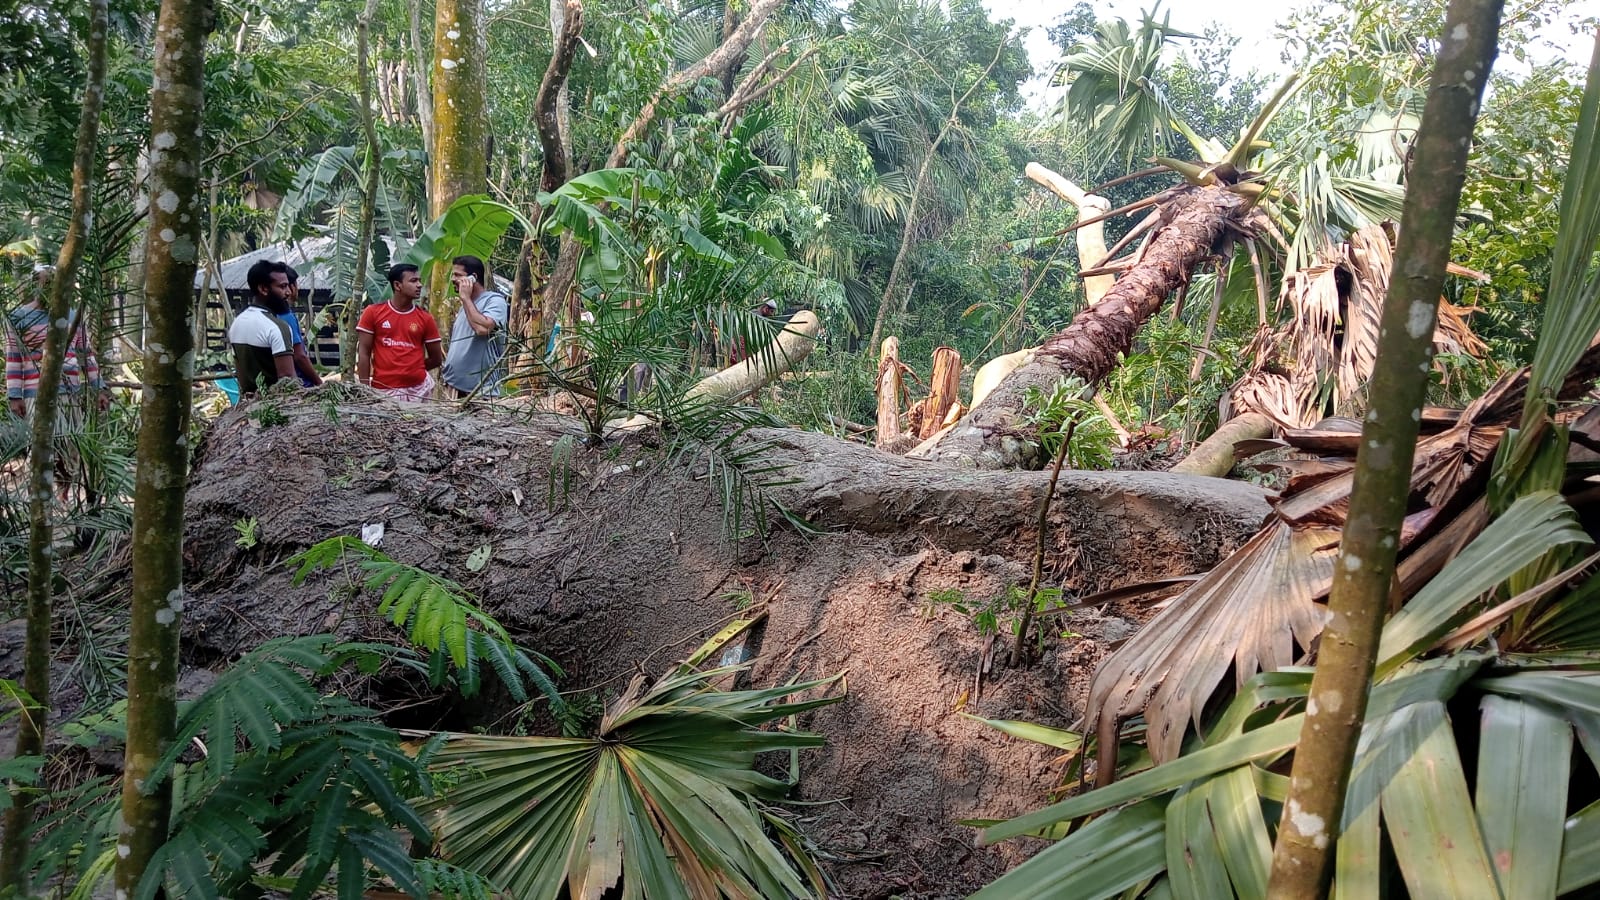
178,392 -> 1267,897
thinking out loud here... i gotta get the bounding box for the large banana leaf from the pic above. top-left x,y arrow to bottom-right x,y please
424,666 -> 841,899
404,194 -> 538,284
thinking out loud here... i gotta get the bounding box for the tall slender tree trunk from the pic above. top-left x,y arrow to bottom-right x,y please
347,0 -> 383,375
115,0 -> 210,892
923,185 -> 1245,469
868,39 -> 1008,351
428,0 -> 488,325
409,0 -> 434,160
527,0 -> 584,362
0,0 -> 108,885
1265,1 -> 1501,894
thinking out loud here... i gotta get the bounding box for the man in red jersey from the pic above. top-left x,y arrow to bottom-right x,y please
356,263 -> 443,402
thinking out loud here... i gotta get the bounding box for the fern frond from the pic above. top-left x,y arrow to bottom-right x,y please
284,538 -> 560,705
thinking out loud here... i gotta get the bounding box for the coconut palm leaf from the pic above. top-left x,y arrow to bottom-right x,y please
423,666 -> 841,899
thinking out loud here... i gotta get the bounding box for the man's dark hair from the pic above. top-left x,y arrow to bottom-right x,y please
452,255 -> 486,285
283,265 -> 298,285
246,260 -> 288,298
387,263 -> 420,286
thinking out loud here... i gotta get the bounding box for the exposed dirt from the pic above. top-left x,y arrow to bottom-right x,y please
179,389 -> 1269,898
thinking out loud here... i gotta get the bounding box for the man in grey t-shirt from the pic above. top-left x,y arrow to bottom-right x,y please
439,254 -> 509,398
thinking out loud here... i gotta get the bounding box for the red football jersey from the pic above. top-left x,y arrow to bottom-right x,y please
356,302 -> 442,389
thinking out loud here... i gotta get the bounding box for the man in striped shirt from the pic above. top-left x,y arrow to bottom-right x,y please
5,264 -> 106,420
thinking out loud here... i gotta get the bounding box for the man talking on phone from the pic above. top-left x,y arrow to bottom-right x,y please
439,254 -> 510,399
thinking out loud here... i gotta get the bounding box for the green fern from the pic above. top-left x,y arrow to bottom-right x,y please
286,536 -> 564,708
20,639 -> 436,900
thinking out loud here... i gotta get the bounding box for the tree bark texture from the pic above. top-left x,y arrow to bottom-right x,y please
1024,162 -> 1113,304
876,337 -> 905,450
1167,412 -> 1273,478
115,0 -> 210,893
428,0 -> 489,325
917,347 -> 962,440
520,0 -> 585,363
408,0 -> 434,164
0,0 -> 107,885
922,186 -> 1245,469
535,0 -> 582,194
346,0 -> 382,375
1265,2 -> 1501,895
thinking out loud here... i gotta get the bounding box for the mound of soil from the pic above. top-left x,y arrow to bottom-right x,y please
181,390 -> 1269,898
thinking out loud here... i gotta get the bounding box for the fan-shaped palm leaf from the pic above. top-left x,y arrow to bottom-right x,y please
423,666 -> 841,899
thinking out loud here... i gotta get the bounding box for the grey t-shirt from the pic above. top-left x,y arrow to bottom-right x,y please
440,290 -> 509,395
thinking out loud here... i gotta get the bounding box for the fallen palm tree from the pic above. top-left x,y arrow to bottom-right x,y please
971,37 -> 1600,895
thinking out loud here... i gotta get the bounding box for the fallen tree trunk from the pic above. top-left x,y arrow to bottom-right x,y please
684,310 -> 820,405
178,393 -> 1269,898
1168,412 -> 1274,477
923,186 -> 1248,470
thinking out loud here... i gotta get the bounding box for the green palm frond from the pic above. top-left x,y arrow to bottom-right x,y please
424,666 -> 842,899
1053,11 -> 1202,168
285,537 -> 564,707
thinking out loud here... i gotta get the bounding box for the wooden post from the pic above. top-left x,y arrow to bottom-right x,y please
918,346 -> 962,439
876,337 -> 904,450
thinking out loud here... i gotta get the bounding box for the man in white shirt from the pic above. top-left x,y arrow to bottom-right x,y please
229,260 -> 298,397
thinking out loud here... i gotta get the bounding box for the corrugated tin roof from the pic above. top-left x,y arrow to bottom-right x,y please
194,235 -> 511,294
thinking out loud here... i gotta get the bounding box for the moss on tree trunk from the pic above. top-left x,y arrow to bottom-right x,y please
428,0 -> 489,326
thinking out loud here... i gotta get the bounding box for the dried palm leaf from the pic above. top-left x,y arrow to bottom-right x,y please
1086,345 -> 1600,784
1226,225 -> 1488,429
1086,520 -> 1340,770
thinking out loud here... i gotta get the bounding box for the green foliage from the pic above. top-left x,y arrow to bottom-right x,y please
929,582 -> 1067,642
19,637 -> 438,900
422,664 -> 843,899
1021,380 -> 1118,470
404,193 -> 536,285
285,537 -> 563,707
0,679 -> 42,815
232,516 -> 259,550
247,402 -> 288,429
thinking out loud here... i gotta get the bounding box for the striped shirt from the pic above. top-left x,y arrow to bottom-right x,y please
5,306 -> 103,401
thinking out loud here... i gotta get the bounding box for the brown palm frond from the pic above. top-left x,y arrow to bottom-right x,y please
1086,520 -> 1340,771
1085,342 -> 1600,784
1226,224 -> 1488,429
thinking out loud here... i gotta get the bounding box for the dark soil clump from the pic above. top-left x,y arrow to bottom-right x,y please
180,391 -> 1269,898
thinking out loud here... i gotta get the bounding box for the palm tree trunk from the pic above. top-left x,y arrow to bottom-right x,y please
115,0 -> 208,892
1265,0 -> 1501,894
428,0 -> 489,326
346,0 -> 381,376
0,0 -> 107,885
922,185 -> 1245,469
